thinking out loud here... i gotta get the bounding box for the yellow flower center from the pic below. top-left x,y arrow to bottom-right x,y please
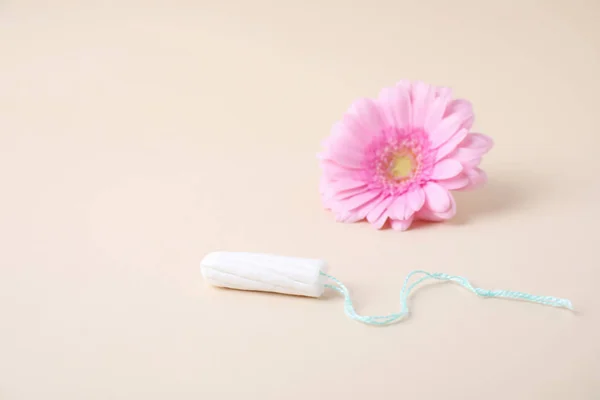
389,152 -> 415,179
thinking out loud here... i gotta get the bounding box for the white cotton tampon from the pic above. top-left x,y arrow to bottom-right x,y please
200,251 -> 328,297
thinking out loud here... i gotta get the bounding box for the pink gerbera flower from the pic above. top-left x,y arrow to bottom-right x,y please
318,81 -> 493,231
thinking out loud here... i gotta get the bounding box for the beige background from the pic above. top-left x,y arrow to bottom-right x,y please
1,1 -> 599,399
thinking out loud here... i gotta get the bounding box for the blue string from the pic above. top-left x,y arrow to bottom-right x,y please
322,270 -> 573,326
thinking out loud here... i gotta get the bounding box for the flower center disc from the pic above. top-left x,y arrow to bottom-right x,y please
388,152 -> 415,180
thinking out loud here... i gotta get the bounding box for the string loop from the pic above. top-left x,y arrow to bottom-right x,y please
322,270 -> 573,326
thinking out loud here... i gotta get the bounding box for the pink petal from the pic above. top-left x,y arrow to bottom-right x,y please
407,187 -> 425,212
325,136 -> 365,168
320,151 -> 362,170
321,196 -> 334,210
320,181 -> 336,200
344,98 -> 385,143
423,182 -> 451,212
435,86 -> 453,98
416,195 -> 457,222
415,206 -> 443,222
462,133 -> 494,150
335,192 -> 384,223
321,189 -> 335,204
338,190 -> 380,212
448,149 -> 481,167
390,217 -> 414,231
378,86 -> 411,130
410,81 -> 435,129
423,89 -> 452,134
396,80 -> 412,92
389,194 -> 413,220
319,160 -> 360,181
319,177 -> 329,194
443,99 -> 474,130
463,158 -> 482,169
464,168 -> 487,189
335,212 -> 363,223
333,186 -> 370,201
366,196 -> 394,224
430,113 -> 467,148
449,133 -> 494,165
322,184 -> 357,204
348,193 -> 385,216
431,159 -> 463,180
371,211 -> 388,230
437,194 -> 457,219
329,121 -> 364,148
437,173 -> 470,190
329,179 -> 368,193
435,128 -> 468,161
